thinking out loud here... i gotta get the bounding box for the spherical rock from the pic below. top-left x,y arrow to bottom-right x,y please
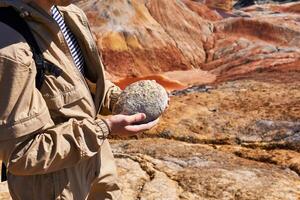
113,80 -> 169,124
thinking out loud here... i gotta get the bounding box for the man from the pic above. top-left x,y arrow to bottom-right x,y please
0,0 -> 158,199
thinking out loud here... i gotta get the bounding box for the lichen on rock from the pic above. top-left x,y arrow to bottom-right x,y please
113,80 -> 169,124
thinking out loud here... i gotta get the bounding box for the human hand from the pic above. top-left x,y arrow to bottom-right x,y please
104,113 -> 159,137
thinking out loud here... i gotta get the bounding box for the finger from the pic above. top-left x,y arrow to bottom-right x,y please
125,113 -> 146,125
125,118 -> 159,132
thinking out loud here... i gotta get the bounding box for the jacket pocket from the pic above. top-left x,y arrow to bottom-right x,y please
41,74 -> 85,110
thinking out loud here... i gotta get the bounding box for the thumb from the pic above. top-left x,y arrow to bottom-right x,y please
126,113 -> 146,124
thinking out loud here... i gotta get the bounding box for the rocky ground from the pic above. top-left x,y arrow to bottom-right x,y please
0,180 -> 10,200
111,79 -> 300,200
0,80 -> 299,199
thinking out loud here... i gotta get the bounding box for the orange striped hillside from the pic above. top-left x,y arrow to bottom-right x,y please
205,0 -> 233,11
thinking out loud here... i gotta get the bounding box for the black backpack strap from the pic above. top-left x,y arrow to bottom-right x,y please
0,6 -> 62,89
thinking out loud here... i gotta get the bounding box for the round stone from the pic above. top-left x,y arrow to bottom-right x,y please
113,80 -> 169,124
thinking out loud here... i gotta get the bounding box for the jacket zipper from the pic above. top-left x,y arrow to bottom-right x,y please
80,14 -> 106,114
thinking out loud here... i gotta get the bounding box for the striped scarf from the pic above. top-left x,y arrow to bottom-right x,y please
51,5 -> 85,74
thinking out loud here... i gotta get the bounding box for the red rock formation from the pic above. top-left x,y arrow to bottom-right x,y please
78,0 -> 214,81
205,2 -> 300,83
204,0 -> 233,11
182,0 -> 222,21
115,69 -> 216,91
115,75 -> 186,91
280,2 -> 300,13
78,0 -> 300,90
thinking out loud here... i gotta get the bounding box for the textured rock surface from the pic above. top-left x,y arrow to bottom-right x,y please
234,0 -> 300,9
112,79 -> 300,200
1,79 -> 299,199
113,80 -> 168,124
77,0 -> 300,88
205,0 -> 233,11
77,0 -> 214,80
111,138 -> 300,200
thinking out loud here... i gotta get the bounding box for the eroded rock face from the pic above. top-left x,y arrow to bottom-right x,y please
234,0 -> 300,9
77,0 -> 214,79
113,80 -> 168,124
205,0 -> 233,11
77,0 -> 300,88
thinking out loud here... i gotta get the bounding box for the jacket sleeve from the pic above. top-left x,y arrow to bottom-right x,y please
0,32 -> 109,175
86,77 -> 122,116
99,79 -> 122,115
7,118 -> 109,175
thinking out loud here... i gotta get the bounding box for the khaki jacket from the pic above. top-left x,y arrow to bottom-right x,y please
0,1 -> 120,175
